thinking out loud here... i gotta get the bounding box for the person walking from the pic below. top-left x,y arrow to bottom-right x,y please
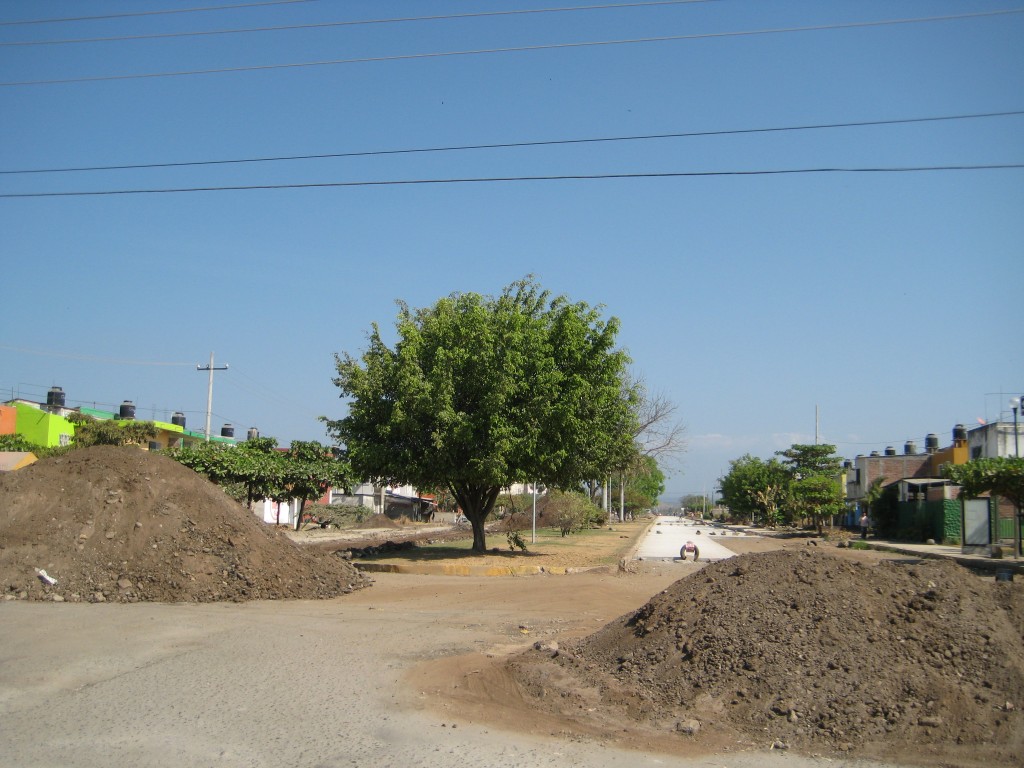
859,511 -> 870,539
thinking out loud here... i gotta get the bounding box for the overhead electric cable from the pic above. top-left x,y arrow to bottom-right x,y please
3,8 -> 1021,86
0,1 -> 716,46
0,0 -> 316,27
2,109 -> 1020,175
3,165 -> 1021,198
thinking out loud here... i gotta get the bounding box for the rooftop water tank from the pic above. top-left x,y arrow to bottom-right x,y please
925,434 -> 939,453
904,440 -> 917,455
953,424 -> 967,442
247,427 -> 259,441
171,412 -> 186,428
119,400 -> 136,420
221,423 -> 234,438
884,446 -> 897,456
46,386 -> 66,407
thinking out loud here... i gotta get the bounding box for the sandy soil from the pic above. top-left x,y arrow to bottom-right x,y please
2,562 -> 911,768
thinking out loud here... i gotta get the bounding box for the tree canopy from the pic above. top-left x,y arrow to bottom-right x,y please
326,278 -> 639,551
719,454 -> 791,526
776,443 -> 845,532
943,457 -> 1024,512
167,438 -> 352,525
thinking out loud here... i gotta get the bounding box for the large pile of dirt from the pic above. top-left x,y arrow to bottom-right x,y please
508,548 -> 1024,766
0,446 -> 371,602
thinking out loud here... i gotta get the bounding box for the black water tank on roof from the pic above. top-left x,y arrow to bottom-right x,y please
119,401 -> 136,419
46,386 -> 66,407
171,412 -> 186,428
221,423 -> 234,438
953,424 -> 967,442
247,427 -> 259,441
905,441 -> 917,455
885,446 -> 897,456
925,434 -> 939,453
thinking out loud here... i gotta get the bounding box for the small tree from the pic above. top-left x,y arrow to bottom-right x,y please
167,438 -> 352,518
943,457 -> 1024,554
777,443 -> 845,532
66,412 -> 158,448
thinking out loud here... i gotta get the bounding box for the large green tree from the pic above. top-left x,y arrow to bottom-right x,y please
777,443 -> 845,532
718,454 -> 791,526
327,278 -> 639,552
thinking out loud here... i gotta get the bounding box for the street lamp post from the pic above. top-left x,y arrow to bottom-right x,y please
1011,397 -> 1021,458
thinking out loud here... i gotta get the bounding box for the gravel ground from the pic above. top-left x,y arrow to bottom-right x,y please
1,565 -> 916,768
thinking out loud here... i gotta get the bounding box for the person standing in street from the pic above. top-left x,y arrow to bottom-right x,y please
859,511 -> 870,539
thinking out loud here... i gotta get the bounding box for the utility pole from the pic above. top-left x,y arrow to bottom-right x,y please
196,352 -> 228,441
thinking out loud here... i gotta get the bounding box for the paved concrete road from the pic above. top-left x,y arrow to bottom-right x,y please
634,516 -> 756,562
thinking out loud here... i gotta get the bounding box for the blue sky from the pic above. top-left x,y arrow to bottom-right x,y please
2,0 -> 1022,502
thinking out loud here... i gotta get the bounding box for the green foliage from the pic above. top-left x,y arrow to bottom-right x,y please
327,277 -> 638,551
545,490 -> 604,536
0,434 -> 48,454
679,494 -> 706,514
68,413 -> 158,448
943,457 -> 1024,511
776,443 -> 845,532
609,455 -> 665,514
776,443 -> 843,476
789,473 -> 845,532
301,503 -> 371,528
166,438 -> 352,511
719,454 -> 791,527
506,529 -> 528,551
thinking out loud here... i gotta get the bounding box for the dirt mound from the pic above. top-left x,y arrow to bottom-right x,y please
508,549 -> 1024,766
0,446 -> 371,603
355,513 -> 403,529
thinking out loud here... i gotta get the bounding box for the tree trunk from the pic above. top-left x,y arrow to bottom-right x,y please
451,482 -> 500,553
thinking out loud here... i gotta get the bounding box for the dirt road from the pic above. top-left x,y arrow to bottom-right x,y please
0,561 -> 907,768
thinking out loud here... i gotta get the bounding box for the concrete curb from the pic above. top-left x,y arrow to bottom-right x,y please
352,561 -> 613,577
858,541 -> 1024,575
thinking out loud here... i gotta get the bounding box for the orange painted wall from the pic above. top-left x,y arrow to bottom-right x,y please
0,405 -> 16,435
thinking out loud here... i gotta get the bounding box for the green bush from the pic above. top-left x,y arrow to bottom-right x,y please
545,491 -> 603,536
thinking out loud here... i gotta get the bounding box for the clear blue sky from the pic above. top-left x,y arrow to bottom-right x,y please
2,1 -> 1022,503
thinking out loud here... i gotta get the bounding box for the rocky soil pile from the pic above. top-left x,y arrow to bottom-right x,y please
0,446 -> 371,603
508,548 -> 1024,766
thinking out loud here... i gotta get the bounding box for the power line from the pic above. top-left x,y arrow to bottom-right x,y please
0,0 -> 317,27
4,8 -> 1022,87
0,1 -> 716,46
3,164 -> 1021,199
4,109 -> 1020,176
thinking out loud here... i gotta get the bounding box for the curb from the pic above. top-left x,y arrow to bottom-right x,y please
352,561 -> 614,577
859,542 -> 1024,575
